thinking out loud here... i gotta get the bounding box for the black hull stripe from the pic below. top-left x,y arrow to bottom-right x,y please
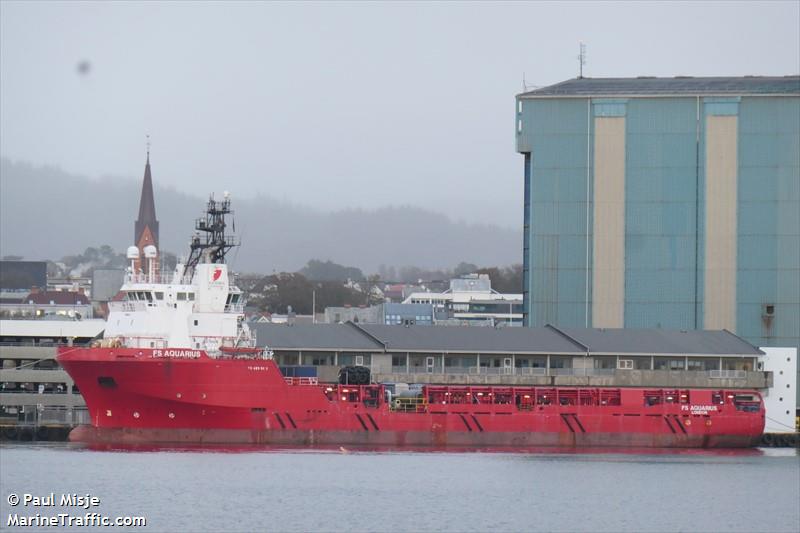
672,415 -> 688,435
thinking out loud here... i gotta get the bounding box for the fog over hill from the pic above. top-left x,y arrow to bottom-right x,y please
0,159 -> 521,274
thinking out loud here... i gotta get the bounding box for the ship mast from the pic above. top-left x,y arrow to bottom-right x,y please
183,192 -> 239,277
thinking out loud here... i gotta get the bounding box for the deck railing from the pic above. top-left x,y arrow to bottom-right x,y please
125,272 -> 193,285
0,406 -> 89,428
384,367 -> 747,378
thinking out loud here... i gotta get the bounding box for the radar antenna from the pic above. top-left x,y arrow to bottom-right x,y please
183,193 -> 239,276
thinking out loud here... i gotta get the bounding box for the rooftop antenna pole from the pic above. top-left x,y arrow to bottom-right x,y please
146,134 -> 151,160
578,42 -> 586,79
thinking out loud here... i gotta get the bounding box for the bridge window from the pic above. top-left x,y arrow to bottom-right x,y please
177,293 -> 187,301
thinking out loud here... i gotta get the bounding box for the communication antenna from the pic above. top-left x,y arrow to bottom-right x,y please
521,73 -> 541,93
578,42 -> 587,78
146,134 -> 150,157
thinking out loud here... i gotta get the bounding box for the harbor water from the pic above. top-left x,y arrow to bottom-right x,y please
1,443 -> 798,532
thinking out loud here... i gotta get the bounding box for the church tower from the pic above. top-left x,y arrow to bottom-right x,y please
133,149 -> 159,275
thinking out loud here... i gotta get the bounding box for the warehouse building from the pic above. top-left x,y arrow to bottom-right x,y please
252,322 -> 795,433
515,76 -> 800,400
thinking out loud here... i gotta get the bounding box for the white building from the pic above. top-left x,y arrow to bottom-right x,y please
403,274 -> 522,326
759,347 -> 798,434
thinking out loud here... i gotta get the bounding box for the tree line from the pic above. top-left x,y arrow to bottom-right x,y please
9,247 -> 521,314
241,259 -> 523,314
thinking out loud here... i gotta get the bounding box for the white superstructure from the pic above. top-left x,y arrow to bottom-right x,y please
103,194 -> 254,354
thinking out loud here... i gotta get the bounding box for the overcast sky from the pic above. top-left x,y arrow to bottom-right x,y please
1,1 -> 798,228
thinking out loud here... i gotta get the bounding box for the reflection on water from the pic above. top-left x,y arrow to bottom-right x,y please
1,442 -> 798,533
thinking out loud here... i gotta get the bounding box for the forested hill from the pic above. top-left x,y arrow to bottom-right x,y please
0,158 -> 521,274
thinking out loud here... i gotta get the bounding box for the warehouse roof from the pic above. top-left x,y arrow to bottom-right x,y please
253,322 -> 383,351
359,324 -> 584,354
558,328 -> 763,356
253,322 -> 763,356
519,76 -> 800,97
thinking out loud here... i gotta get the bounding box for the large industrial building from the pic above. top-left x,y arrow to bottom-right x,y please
515,76 -> 800,399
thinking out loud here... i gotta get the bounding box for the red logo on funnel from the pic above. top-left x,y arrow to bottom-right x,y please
212,268 -> 223,282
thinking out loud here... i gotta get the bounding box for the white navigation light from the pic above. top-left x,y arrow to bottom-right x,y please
126,246 -> 140,259
144,245 -> 158,258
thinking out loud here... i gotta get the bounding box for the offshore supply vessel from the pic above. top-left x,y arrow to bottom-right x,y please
58,195 -> 765,448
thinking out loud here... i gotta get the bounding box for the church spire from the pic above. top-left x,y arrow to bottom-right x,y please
134,142 -> 159,276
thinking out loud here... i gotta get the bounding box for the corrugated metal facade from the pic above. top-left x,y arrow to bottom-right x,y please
736,97 -> 800,351
521,99 -> 591,328
624,98 -> 699,330
516,77 -> 799,401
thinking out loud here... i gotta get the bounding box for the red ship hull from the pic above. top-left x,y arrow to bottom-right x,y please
57,347 -> 765,448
